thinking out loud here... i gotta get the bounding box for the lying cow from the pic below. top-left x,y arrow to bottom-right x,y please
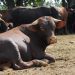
3,6 -> 61,26
0,16 -> 61,70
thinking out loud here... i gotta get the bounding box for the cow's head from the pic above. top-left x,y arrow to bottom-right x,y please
0,18 -> 8,33
23,16 -> 57,45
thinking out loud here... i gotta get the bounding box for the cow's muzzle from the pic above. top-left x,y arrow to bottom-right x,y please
47,36 -> 57,45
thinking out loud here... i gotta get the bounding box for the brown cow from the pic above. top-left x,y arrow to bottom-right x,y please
0,16 -> 60,70
55,6 -> 68,34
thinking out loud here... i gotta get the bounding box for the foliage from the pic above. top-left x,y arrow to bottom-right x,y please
44,0 -> 62,7
0,1 -> 7,10
23,0 -> 45,6
0,0 -> 63,10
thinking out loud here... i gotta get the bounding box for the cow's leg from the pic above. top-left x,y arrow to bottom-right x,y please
10,45 -> 34,70
12,60 -> 34,70
44,53 -> 55,63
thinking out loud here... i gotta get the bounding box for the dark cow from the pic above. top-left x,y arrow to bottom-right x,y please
0,16 -> 58,70
54,6 -> 68,35
0,16 -> 13,33
67,5 -> 75,33
3,6 -> 61,27
0,13 -> 13,33
0,17 -> 8,33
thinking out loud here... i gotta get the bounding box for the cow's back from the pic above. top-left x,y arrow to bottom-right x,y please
0,27 -> 30,43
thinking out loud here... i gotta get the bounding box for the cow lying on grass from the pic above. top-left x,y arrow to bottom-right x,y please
0,16 -> 61,70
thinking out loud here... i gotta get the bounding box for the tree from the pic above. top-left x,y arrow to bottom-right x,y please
5,0 -> 15,9
62,0 -> 68,8
0,0 -> 45,9
2,0 -> 75,10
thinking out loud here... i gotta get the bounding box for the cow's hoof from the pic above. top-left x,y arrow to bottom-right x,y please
48,57 -> 55,63
32,59 -> 48,67
42,57 -> 55,64
44,53 -> 55,63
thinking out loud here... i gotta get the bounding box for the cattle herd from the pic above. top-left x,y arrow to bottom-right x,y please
0,6 -> 74,70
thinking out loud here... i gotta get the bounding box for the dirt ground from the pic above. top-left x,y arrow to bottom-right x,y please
0,34 -> 75,75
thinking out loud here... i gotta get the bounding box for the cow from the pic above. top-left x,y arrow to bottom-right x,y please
67,5 -> 75,33
0,17 -> 8,33
54,6 -> 68,35
2,6 -> 62,27
2,6 -> 68,35
0,16 -> 13,33
0,16 -> 61,70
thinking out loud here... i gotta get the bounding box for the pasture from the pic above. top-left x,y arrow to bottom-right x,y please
0,34 -> 75,75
